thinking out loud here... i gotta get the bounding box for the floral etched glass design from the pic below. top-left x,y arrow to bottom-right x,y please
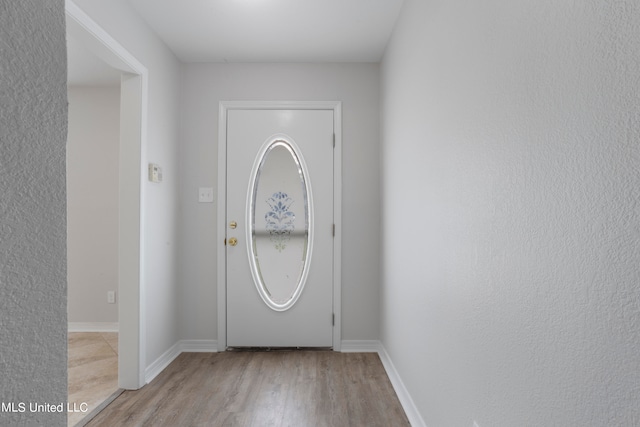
265,191 -> 295,252
247,137 -> 312,311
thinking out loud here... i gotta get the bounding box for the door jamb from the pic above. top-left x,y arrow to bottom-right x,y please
217,101 -> 342,351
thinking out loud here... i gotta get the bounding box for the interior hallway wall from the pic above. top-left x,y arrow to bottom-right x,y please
71,0 -> 182,369
178,63 -> 380,343
380,0 -> 640,425
0,1 -> 68,425
67,86 -> 120,324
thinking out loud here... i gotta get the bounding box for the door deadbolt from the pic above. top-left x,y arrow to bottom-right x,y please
229,221 -> 237,229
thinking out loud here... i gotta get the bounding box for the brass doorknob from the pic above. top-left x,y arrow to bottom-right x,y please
228,237 -> 238,246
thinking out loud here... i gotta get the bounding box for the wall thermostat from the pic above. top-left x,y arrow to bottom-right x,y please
148,163 -> 162,183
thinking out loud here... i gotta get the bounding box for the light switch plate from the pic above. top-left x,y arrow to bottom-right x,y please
199,187 -> 214,203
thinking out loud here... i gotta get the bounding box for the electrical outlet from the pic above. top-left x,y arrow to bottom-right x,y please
148,163 -> 162,183
107,291 -> 116,304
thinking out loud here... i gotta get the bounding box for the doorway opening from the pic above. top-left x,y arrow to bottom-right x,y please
66,43 -> 122,424
65,2 -> 148,418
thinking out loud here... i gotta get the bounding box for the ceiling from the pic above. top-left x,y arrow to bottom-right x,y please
129,0 -> 404,62
67,0 -> 405,85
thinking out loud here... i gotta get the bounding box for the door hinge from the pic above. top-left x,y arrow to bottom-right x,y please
332,224 -> 335,237
332,313 -> 335,326
224,238 -> 227,246
332,133 -> 335,148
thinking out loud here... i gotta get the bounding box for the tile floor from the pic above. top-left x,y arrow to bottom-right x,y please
68,332 -> 121,427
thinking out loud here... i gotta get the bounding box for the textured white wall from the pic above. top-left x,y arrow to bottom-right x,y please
381,0 -> 640,426
0,0 -> 68,425
67,86 -> 120,324
178,63 -> 380,342
71,0 -> 182,367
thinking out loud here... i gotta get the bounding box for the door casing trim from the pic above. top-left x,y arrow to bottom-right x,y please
217,101 -> 342,351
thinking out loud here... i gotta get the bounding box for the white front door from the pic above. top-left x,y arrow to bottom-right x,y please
226,109 -> 334,347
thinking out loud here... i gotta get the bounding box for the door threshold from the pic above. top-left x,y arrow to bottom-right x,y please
72,388 -> 124,427
227,346 -> 333,352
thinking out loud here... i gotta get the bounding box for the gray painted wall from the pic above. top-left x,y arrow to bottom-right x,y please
67,86 -> 120,324
381,0 -> 640,425
179,63 -> 381,343
0,0 -> 68,425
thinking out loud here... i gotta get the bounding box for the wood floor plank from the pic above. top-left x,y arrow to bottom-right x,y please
86,351 -> 410,427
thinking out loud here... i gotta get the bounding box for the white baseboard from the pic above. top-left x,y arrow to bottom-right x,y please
145,341 -> 181,384
145,340 -> 218,384
340,340 -> 382,352
69,322 -> 119,332
180,340 -> 219,352
377,345 -> 427,427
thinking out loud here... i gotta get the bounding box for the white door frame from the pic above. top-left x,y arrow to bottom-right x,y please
217,101 -> 342,351
66,1 -> 148,389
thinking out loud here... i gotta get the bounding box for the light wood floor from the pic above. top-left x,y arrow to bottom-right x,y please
68,332 -> 121,427
86,350 -> 410,427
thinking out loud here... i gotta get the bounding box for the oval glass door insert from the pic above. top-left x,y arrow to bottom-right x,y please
247,136 -> 313,311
